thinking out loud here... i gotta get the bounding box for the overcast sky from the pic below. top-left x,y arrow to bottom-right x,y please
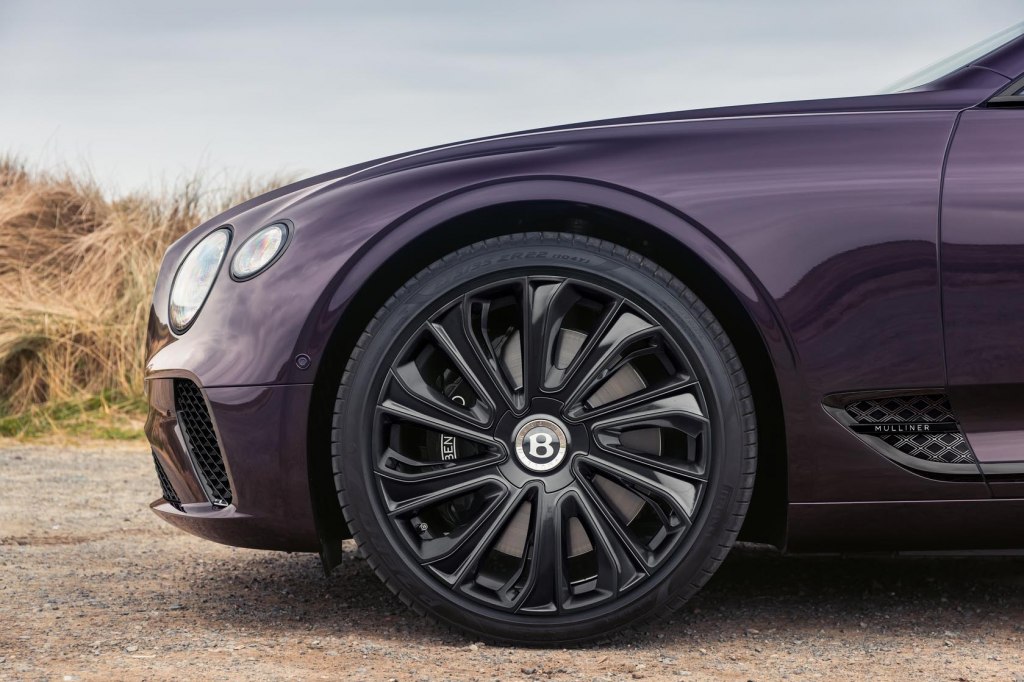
1,1 -> 1022,194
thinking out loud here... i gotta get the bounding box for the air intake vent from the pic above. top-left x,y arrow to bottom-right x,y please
152,450 -> 182,510
844,394 -> 976,465
174,379 -> 232,506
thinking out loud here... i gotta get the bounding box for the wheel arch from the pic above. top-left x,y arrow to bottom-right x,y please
307,179 -> 791,568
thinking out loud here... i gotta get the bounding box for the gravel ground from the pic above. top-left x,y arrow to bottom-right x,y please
1,444 -> 1023,681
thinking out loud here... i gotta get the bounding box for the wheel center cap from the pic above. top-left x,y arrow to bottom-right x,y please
514,416 -> 569,473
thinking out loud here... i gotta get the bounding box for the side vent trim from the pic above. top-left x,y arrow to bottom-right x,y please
824,391 -> 983,479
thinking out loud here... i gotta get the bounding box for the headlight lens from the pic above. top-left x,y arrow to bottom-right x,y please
169,227 -> 231,332
231,222 -> 289,280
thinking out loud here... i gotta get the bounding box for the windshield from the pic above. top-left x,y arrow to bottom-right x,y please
882,21 -> 1024,93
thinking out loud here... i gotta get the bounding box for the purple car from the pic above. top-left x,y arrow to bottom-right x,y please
145,24 -> 1024,644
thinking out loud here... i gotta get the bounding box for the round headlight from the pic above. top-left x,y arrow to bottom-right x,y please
169,227 -> 231,332
231,222 -> 289,280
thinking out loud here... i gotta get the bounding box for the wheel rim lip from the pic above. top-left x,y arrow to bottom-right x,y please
361,267 -> 727,620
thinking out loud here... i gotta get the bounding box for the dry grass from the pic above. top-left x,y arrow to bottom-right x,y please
0,158 -> 286,438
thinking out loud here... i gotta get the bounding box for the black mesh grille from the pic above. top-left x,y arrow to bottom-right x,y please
174,379 -> 232,506
846,394 -> 977,465
847,394 -> 955,425
152,450 -> 182,510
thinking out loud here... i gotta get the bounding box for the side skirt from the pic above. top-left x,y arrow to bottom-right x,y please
787,498 -> 1024,553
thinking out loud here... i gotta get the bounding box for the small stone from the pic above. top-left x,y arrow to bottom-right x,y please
521,667 -> 537,675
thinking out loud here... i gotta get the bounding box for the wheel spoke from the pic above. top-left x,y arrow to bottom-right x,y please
376,464 -> 504,513
589,389 -> 710,479
521,278 -> 567,398
383,369 -> 495,436
573,375 -> 700,421
377,467 -> 509,564
568,487 -> 646,601
374,380 -> 505,483
435,489 -> 534,596
555,309 -> 666,410
430,303 -> 517,415
574,473 -> 653,574
544,295 -> 623,393
581,450 -> 701,520
515,491 -> 567,614
575,450 -> 699,571
464,282 -> 529,411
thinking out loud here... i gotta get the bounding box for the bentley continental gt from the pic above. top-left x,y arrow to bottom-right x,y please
146,23 -> 1024,644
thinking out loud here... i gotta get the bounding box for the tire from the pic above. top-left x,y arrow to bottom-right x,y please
332,232 -> 756,645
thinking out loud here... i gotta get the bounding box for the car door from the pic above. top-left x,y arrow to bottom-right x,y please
941,93 -> 1024,497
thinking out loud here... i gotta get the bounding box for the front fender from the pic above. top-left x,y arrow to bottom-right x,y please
147,170 -> 793,393
295,176 -> 795,388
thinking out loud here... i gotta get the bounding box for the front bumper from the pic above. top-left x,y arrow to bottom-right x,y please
145,377 -> 319,552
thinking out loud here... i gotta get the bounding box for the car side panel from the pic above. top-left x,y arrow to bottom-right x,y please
942,107 -> 1024,497
147,109 -> 987,533
787,498 -> 1024,552
300,112 -> 981,504
624,112 -> 975,502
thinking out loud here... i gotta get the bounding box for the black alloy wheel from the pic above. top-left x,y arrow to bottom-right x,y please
333,233 -> 756,645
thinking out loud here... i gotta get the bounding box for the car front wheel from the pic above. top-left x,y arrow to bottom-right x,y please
333,232 -> 756,645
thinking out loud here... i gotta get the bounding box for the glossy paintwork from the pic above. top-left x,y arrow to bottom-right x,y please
144,42 -> 1024,552
942,110 -> 1024,475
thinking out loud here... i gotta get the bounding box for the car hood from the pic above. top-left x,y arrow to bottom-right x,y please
203,66 -> 1008,233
